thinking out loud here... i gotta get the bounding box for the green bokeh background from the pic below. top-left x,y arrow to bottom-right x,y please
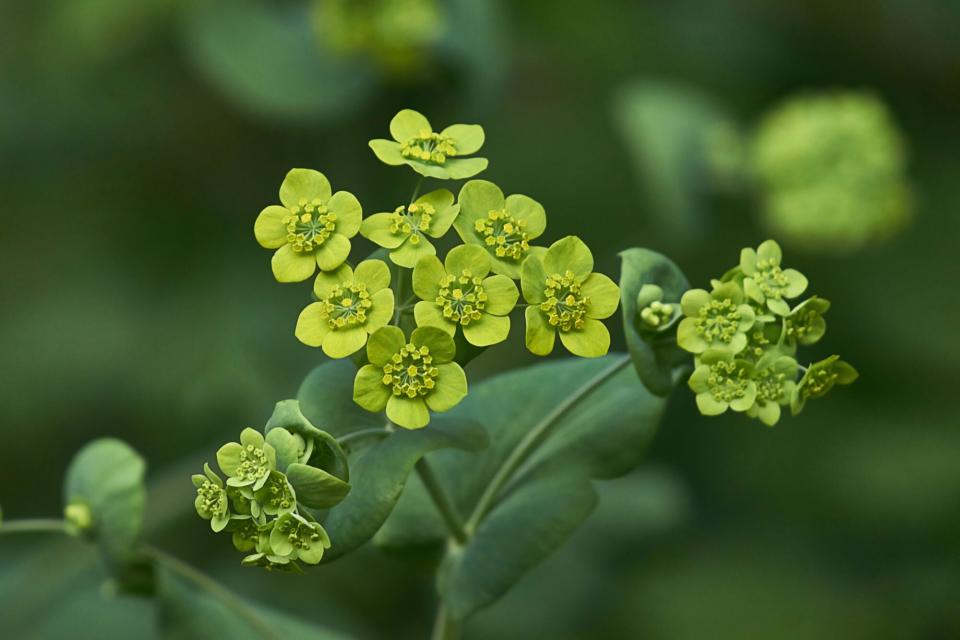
2,0 -> 959,637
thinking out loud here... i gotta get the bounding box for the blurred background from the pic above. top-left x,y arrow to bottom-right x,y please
2,0 -> 959,637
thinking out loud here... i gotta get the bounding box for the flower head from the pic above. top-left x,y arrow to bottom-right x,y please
677,282 -> 756,354
255,169 -> 362,282
295,259 -> 395,358
746,354 -> 798,426
521,236 -> 620,358
635,284 -> 677,330
412,245 -> 519,346
253,470 -> 297,516
216,428 -> 277,491
785,296 -> 829,346
687,350 -> 757,416
359,189 -> 459,267
192,463 -> 230,532
353,325 -> 467,429
740,239 -> 808,315
752,91 -> 911,252
791,355 -> 859,414
454,180 -> 547,279
269,512 -> 331,565
369,109 -> 488,180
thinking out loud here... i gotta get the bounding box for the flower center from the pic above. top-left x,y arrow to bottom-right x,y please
381,343 -> 439,398
707,360 -> 751,402
747,328 -> 772,359
474,209 -> 530,260
787,308 -> 818,340
237,445 -> 270,483
285,198 -> 337,252
436,270 -> 487,325
754,259 -> 790,299
401,130 -> 457,164
639,300 -> 674,328
755,367 -> 787,402
390,202 -> 435,244
320,283 -> 371,329
540,271 -> 589,332
197,482 -> 226,517
277,517 -> 323,551
696,299 -> 742,344
804,367 -> 839,397
256,473 -> 294,513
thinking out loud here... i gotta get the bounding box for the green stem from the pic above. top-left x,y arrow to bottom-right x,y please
336,428 -> 391,448
465,353 -> 632,532
0,519 -> 68,536
410,175 -> 425,204
144,545 -> 279,640
431,602 -> 460,640
415,458 -> 468,545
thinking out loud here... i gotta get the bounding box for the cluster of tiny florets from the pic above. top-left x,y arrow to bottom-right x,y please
696,299 -> 743,345
437,270 -> 487,325
474,209 -> 530,260
390,202 -> 434,244
541,271 -> 589,332
382,344 -> 439,398
320,283 -> 372,329
286,198 -> 337,252
401,131 -> 457,164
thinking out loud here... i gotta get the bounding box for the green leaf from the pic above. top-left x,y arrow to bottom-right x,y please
265,400 -> 349,483
438,470 -> 598,621
614,80 -> 736,236
619,248 -> 692,396
182,0 -> 375,122
63,438 -> 146,568
157,564 -> 351,639
285,463 -> 351,509
376,355 -> 666,619
297,360 -> 488,561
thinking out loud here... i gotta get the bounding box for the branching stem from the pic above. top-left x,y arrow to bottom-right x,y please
415,457 -> 468,545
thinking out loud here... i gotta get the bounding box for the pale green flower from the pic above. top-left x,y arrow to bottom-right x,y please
269,512 -> 331,565
746,354 -> 798,427
454,180 -> 547,279
784,296 -> 829,346
412,245 -> 519,346
353,325 -> 467,429
359,189 -> 459,268
192,463 -> 230,532
255,169 -> 362,282
521,236 -> 620,358
253,471 -> 297,516
216,428 -> 277,491
677,282 -> 756,354
369,109 -> 487,179
752,91 -> 911,252
295,259 -> 395,358
791,355 -> 859,414
740,239 -> 807,315
687,350 -> 757,416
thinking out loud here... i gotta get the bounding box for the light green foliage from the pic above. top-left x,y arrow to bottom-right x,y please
752,91 -> 912,252
370,109 -> 488,179
677,239 -> 856,425
197,404 -> 351,570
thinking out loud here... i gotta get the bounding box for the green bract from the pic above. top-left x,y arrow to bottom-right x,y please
359,189 -> 459,268
746,354 -> 798,427
216,428 -> 277,491
791,355 -> 859,414
677,282 -> 756,354
255,169 -> 363,282
752,91 -> 912,252
454,180 -> 547,279
192,463 -> 230,532
521,236 -> 620,358
353,325 -> 467,429
740,239 -> 808,315
687,350 -> 757,416
369,109 -> 488,180
295,259 -> 395,358
412,245 -> 519,346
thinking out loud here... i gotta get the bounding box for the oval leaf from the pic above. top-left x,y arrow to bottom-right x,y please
285,463 -> 351,509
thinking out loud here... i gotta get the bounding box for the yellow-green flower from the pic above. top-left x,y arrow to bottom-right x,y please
192,463 -> 230,532
687,350 -> 757,416
369,109 -> 488,180
359,189 -> 459,268
746,354 -> 798,427
216,428 -> 277,491
412,245 -> 519,346
295,259 -> 395,358
677,282 -> 756,355
521,236 -> 620,358
255,169 -> 362,282
454,180 -> 547,279
791,355 -> 858,414
353,326 -> 467,429
740,239 -> 808,315
269,512 -> 331,565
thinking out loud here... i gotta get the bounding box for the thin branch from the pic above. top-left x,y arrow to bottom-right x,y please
0,519 -> 68,536
415,458 -> 468,545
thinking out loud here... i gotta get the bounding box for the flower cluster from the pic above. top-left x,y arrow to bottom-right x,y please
751,91 -> 912,252
254,109 -> 621,429
677,239 -> 857,426
193,425 -> 350,571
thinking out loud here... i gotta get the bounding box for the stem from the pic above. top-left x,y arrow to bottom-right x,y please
410,175 -> 425,204
465,353 -> 632,532
144,545 -> 279,640
431,602 -> 460,640
0,519 -> 68,536
415,458 -> 468,545
336,428 -> 390,448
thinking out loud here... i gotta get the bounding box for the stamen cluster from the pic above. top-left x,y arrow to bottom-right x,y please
541,271 -> 589,332
285,198 -> 337,252
437,270 -> 487,325
401,131 -> 457,164
696,298 -> 744,345
320,283 -> 372,329
381,344 -> 440,398
390,202 -> 435,244
474,209 -> 530,260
